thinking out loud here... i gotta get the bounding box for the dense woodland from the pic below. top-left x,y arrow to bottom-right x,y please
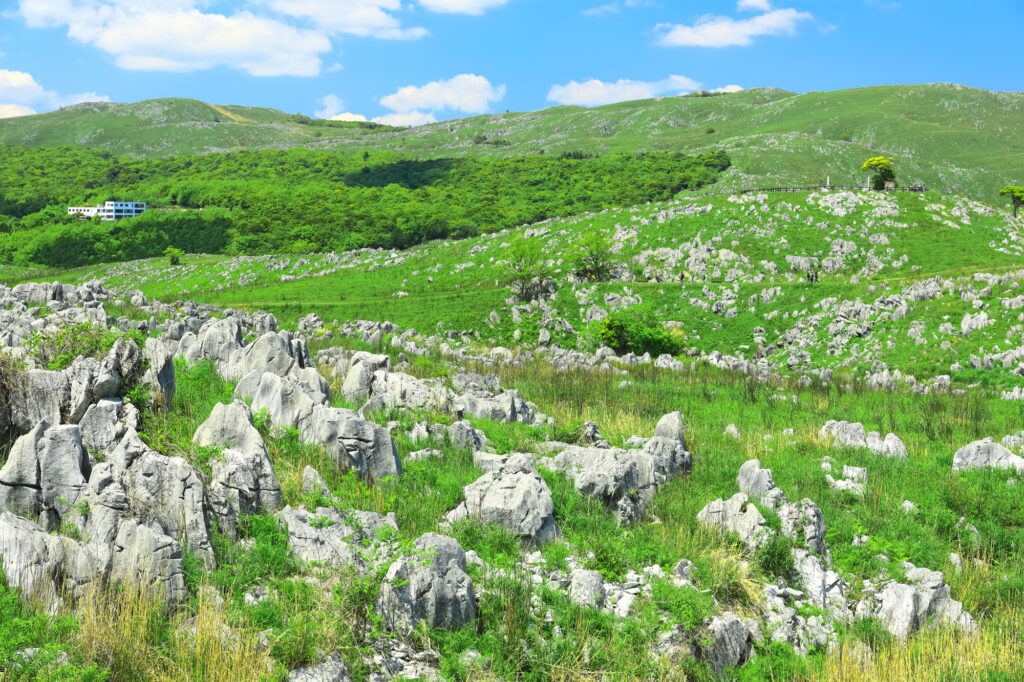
0,146 -> 729,267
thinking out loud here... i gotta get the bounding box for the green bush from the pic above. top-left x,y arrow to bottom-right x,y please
589,308 -> 684,357
25,322 -> 143,371
649,579 -> 715,631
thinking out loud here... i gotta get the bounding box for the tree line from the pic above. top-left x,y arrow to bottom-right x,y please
0,146 -> 730,267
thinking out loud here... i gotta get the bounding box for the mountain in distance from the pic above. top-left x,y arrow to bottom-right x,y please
1,83 -> 1021,202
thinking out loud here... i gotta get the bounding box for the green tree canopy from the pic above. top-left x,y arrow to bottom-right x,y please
861,156 -> 896,190
1000,186 -> 1024,217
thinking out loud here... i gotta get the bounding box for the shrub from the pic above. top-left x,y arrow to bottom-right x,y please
589,308 -> 684,357
25,322 -> 143,371
164,246 -> 184,265
500,238 -> 552,302
650,579 -> 715,631
571,230 -> 615,282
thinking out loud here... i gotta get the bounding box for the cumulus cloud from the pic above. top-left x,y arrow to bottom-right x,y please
17,0 -> 332,76
0,104 -> 37,119
0,68 -> 108,116
712,84 -> 744,93
314,94 -> 368,121
417,0 -> 509,15
380,74 -> 506,114
655,6 -> 813,47
263,0 -> 427,40
372,111 -> 437,127
547,75 -> 702,106
737,0 -> 773,11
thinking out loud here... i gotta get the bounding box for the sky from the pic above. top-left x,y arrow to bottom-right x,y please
0,0 -> 1022,124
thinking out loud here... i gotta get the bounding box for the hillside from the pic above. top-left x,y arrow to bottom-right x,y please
12,188 -> 1024,392
1,84 -> 1022,201
2,187 -> 1024,680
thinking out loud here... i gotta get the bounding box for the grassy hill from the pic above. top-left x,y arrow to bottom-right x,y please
1,84 -> 1022,202
11,187 -> 1024,391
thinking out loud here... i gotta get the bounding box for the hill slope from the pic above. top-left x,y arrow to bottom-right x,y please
1,84 -> 1022,202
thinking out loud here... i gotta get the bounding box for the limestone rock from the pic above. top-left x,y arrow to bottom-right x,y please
697,493 -> 772,550
377,533 -> 476,632
445,454 -> 559,544
952,438 -> 1024,473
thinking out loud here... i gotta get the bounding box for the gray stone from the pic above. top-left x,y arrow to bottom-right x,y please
697,493 -> 773,550
280,506 -> 398,568
0,422 -> 89,530
779,499 -> 827,555
377,533 -> 476,632
701,613 -> 754,674
445,454 -> 559,544
288,652 -> 352,682
299,405 -> 401,483
952,438 -> 1024,473
567,569 -> 605,608
736,459 -> 788,509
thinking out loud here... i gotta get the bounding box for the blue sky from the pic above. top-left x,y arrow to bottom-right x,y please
0,0 -> 1021,124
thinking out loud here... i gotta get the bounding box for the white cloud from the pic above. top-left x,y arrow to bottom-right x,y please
0,69 -> 46,104
417,0 -> 508,15
314,94 -> 369,121
737,0 -> 773,11
0,68 -> 108,116
583,0 -> 653,17
547,75 -> 702,106
372,111 -> 437,127
263,0 -> 427,40
656,7 -> 813,47
315,94 -> 345,118
380,74 -> 505,114
17,0 -> 332,76
0,104 -> 37,118
712,84 -> 744,93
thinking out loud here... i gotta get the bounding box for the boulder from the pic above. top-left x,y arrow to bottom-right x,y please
778,499 -> 827,556
0,511 -> 96,611
83,429 -> 213,565
445,454 -> 559,544
855,563 -> 974,638
299,405 -> 401,483
280,506 -> 397,568
0,422 -> 89,530
952,438 -> 1024,473
288,652 -> 352,682
546,446 -> 656,523
736,459 -> 788,509
341,352 -> 390,403
697,493 -> 772,550
249,372 -> 327,429
377,533 -> 476,632
643,412 -> 692,478
792,549 -> 847,616
568,569 -> 606,608
701,613 -> 754,674
80,399 -> 139,456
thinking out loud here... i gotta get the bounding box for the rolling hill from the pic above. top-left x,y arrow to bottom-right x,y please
1,84 -> 1022,202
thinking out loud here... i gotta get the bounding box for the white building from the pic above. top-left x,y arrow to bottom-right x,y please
68,201 -> 147,221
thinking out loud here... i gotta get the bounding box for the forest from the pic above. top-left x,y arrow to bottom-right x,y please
0,146 -> 730,267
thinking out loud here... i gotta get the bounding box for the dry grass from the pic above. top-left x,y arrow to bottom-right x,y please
813,608 -> 1024,682
76,581 -> 280,681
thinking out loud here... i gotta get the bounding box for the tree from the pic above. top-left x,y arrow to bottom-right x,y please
164,246 -> 184,266
1000,186 -> 1024,217
572,230 -> 615,281
500,238 -> 552,302
861,156 -> 896,190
